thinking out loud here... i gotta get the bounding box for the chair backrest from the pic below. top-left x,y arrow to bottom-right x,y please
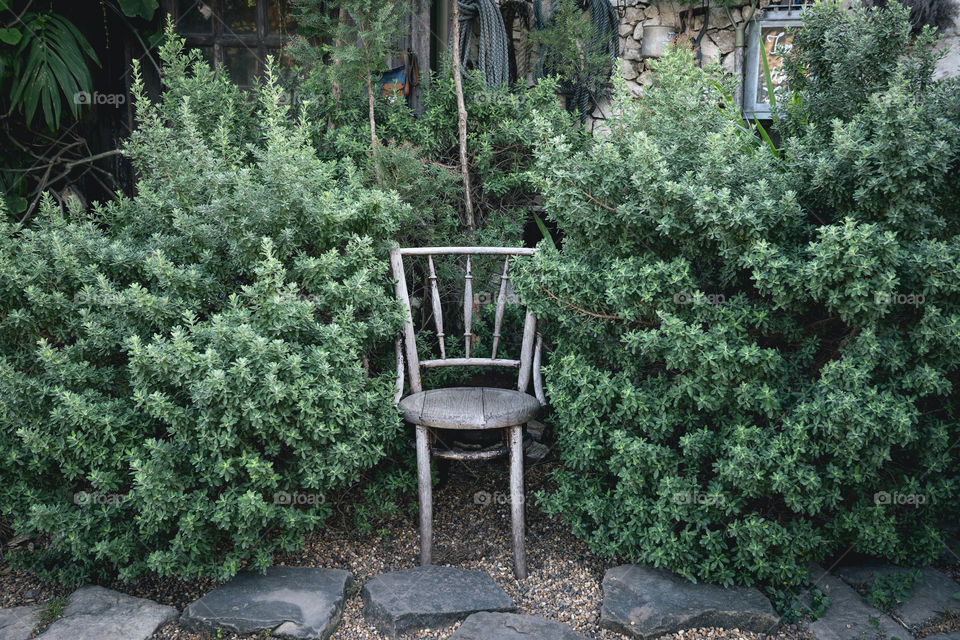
390,246 -> 544,406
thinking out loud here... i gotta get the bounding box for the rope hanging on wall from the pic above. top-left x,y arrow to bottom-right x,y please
452,0 -> 511,87
534,0 -> 619,121
499,0 -> 534,86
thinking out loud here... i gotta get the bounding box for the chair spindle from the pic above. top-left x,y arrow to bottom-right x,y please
427,255 -> 446,359
463,255 -> 473,358
491,256 -> 510,359
517,310 -> 537,393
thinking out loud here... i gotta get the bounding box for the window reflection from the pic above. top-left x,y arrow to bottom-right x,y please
224,47 -> 259,86
224,0 -> 258,34
177,0 -> 213,34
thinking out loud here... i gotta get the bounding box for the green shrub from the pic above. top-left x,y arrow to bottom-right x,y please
864,570 -> 922,612
292,62 -> 583,230
0,34 -> 414,584
513,2 -> 960,589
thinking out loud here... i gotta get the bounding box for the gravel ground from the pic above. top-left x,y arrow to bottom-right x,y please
916,611 -> 960,639
0,460 -> 818,640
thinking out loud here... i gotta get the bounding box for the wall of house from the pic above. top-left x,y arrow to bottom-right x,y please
934,0 -> 960,79
616,1 -> 752,96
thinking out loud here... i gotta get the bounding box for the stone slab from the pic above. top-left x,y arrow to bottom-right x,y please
450,612 -> 587,639
599,565 -> 780,639
833,564 -> 960,628
361,566 -> 514,636
805,564 -> 907,640
922,633 -> 960,640
0,605 -> 42,640
180,566 -> 353,639
35,586 -> 177,640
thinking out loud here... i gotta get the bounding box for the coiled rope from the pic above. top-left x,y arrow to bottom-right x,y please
453,0 -> 511,88
535,0 -> 619,121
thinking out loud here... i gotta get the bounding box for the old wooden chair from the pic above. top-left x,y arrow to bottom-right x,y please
390,246 -> 544,579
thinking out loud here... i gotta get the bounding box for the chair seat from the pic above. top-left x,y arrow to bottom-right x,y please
399,387 -> 541,430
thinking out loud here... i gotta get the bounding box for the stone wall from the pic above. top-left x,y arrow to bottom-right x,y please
933,0 -> 960,79
503,0 -> 958,128
616,1 -> 750,96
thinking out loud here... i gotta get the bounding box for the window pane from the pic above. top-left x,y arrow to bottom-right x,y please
177,0 -> 214,34
756,26 -> 793,104
188,45 -> 216,68
224,0 -> 258,34
223,46 -> 259,86
267,0 -> 294,36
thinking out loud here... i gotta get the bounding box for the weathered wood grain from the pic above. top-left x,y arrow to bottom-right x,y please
509,424 -> 527,579
491,256 -> 510,359
427,255 -> 446,359
420,358 -> 520,369
533,331 -> 545,406
395,335 -> 405,404
390,246 -> 543,581
398,387 -> 541,430
431,445 -> 509,461
463,255 -> 473,358
399,247 -> 537,256
390,246 -> 422,393
517,311 -> 537,393
416,424 -> 432,566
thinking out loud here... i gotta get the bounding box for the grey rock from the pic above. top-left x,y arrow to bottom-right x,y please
527,419 -> 546,442
0,605 -> 42,640
938,536 -> 959,565
180,566 -> 352,639
599,565 -> 779,639
922,633 -> 960,640
362,566 -> 514,636
35,586 -> 177,640
451,612 -> 587,639
805,564 -> 906,640
525,439 -> 550,461
833,563 -> 920,586
833,564 -> 960,628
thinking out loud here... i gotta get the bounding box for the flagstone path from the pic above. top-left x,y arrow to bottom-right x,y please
0,560 -> 956,640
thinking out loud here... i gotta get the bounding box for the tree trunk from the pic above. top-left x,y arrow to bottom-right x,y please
366,72 -> 383,187
451,0 -> 475,231
328,7 -> 348,132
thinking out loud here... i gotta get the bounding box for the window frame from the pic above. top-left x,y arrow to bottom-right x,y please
742,3 -> 807,119
162,0 -> 291,88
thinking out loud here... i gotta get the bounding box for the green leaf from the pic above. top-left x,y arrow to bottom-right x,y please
4,194 -> 27,214
753,117 -> 779,157
0,27 -> 21,45
117,0 -> 158,20
7,12 -> 99,128
757,22 -> 778,117
533,211 -> 558,251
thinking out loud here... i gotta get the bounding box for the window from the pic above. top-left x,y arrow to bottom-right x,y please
164,0 -> 294,88
742,0 -> 813,119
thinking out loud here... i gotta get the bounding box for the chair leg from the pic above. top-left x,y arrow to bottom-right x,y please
508,424 -> 527,579
416,425 -> 433,566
